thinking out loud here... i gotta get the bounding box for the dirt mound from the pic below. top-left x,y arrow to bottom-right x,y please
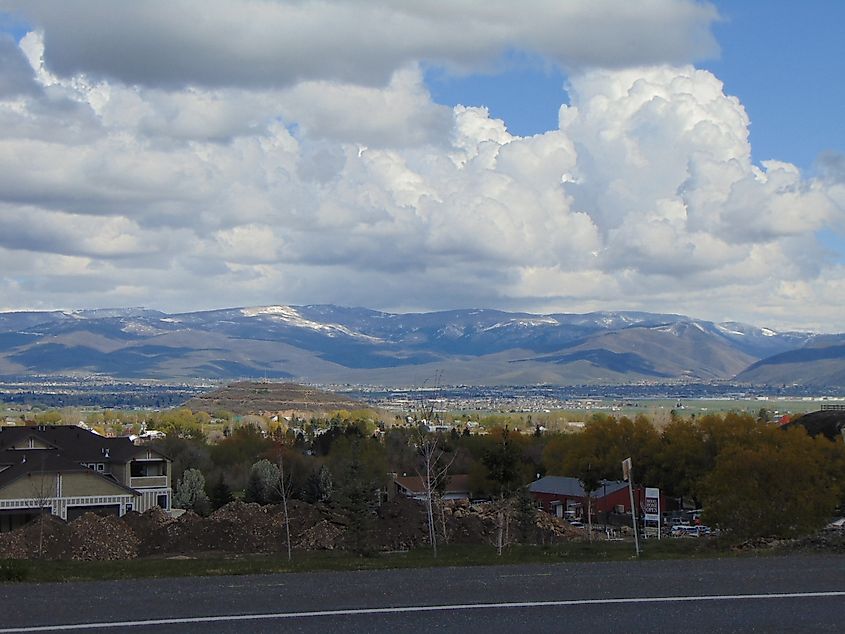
372,496 -> 428,551
534,510 -> 586,542
122,507 -> 177,557
69,513 -> 139,560
0,514 -> 72,559
0,496 -> 587,561
131,500 -> 329,556
295,519 -> 344,550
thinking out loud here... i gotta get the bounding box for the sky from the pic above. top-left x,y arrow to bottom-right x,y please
0,0 -> 843,331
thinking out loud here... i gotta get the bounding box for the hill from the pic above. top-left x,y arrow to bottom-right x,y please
183,381 -> 365,416
734,335 -> 845,388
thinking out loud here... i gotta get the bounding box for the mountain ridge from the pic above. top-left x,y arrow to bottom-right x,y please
0,304 -> 839,387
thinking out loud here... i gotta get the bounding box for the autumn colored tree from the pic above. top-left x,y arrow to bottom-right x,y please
701,426 -> 839,538
656,418 -> 710,505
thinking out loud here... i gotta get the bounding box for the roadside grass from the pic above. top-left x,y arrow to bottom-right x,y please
1,537 -> 745,584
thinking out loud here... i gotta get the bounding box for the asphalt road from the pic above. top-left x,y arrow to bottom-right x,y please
2,554 -> 844,632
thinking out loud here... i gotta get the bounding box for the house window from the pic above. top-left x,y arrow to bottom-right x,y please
156,494 -> 169,510
96,464 -> 104,472
131,461 -> 165,477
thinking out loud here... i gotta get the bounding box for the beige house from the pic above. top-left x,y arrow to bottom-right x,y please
0,425 -> 171,532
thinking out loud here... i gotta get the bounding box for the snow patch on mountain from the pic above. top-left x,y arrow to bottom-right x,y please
241,305 -> 383,342
480,317 -> 560,332
715,323 -> 745,336
121,322 -> 166,336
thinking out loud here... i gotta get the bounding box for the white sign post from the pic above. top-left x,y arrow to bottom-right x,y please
644,487 -> 661,540
622,457 -> 640,557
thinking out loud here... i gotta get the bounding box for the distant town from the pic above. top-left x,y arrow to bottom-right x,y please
2,375 -> 843,417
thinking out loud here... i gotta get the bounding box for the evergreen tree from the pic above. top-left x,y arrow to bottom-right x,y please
209,474 -> 233,510
335,454 -> 374,555
244,469 -> 264,504
244,459 -> 280,504
330,437 -> 386,555
302,464 -> 334,504
515,485 -> 537,544
173,468 -> 211,516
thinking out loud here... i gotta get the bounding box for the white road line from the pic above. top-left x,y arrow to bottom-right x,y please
2,591 -> 844,632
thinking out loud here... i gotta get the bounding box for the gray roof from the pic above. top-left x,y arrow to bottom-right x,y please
0,425 -> 165,463
0,449 -> 138,495
528,476 -> 628,498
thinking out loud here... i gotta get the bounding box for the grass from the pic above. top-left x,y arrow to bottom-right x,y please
1,537 -> 745,584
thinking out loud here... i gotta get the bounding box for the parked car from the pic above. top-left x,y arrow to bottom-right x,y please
825,518 -> 845,531
671,524 -> 710,537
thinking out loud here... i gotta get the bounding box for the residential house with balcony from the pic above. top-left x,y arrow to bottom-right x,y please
0,424 -> 172,532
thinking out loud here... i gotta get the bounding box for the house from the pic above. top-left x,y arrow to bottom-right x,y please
529,476 -> 636,519
394,474 -> 472,501
0,424 -> 172,532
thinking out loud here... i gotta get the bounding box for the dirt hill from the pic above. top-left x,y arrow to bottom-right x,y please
0,498 -> 585,560
183,381 -> 366,416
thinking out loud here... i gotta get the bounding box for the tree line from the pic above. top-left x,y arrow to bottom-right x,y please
155,409 -> 845,541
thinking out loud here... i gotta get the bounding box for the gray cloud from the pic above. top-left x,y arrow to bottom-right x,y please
6,0 -> 718,88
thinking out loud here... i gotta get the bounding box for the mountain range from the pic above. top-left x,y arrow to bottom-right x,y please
0,304 -> 841,388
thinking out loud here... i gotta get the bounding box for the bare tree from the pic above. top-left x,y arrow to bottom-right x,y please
412,431 -> 456,558
28,454 -> 52,559
275,455 -> 294,562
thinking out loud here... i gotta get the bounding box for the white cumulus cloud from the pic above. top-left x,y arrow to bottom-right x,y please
0,2 -> 843,331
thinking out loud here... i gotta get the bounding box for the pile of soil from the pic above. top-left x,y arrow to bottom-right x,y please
372,496 -> 428,551
0,496 -> 584,560
0,514 -> 70,559
69,514 -> 138,560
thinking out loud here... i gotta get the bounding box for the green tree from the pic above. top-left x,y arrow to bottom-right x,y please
244,470 -> 264,504
480,427 -> 525,554
209,474 -> 233,510
210,424 -> 273,467
151,436 -> 212,488
514,485 -> 537,544
479,427 -> 525,498
149,408 -> 207,440
329,436 -> 388,555
173,468 -> 211,515
303,464 -> 333,504
33,410 -> 62,425
244,459 -> 280,504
